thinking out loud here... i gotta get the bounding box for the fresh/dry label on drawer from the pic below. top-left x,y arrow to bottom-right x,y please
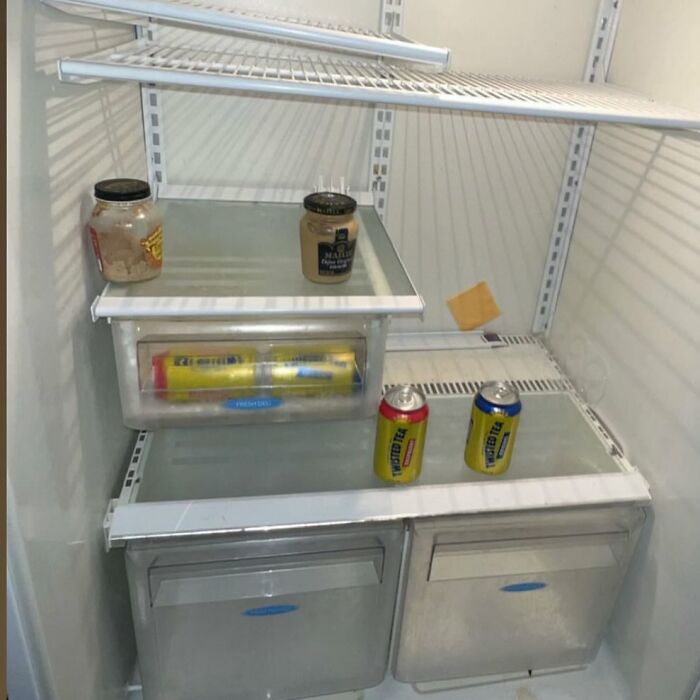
224,397 -> 284,410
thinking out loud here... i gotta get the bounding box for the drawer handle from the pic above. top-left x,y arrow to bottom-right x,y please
429,536 -> 623,581
244,604 -> 299,617
501,582 -> 547,592
150,550 -> 383,606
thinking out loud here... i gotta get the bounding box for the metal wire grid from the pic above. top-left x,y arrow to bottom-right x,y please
61,40 -> 700,128
48,0 -> 447,64
384,378 -> 570,396
163,0 -> 397,39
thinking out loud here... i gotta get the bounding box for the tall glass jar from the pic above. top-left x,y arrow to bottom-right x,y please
88,179 -> 163,283
300,192 -> 359,284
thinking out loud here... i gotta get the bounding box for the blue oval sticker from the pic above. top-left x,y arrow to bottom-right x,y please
224,397 -> 284,410
243,604 -> 299,617
501,582 -> 547,592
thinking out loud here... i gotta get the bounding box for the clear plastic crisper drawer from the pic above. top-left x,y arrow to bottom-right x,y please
112,317 -> 387,429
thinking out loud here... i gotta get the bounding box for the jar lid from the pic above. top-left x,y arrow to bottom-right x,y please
94,178 -> 151,202
303,191 -> 357,216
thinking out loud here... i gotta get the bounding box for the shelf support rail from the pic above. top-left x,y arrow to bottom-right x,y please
532,0 -> 623,334
103,431 -> 152,550
137,22 -> 168,196
369,0 -> 402,222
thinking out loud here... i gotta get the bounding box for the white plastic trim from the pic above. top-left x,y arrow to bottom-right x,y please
386,331 -> 506,352
157,184 -> 375,205
92,294 -> 424,320
106,471 -> 650,547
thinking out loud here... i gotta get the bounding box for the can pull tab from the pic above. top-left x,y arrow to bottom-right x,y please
397,386 -> 414,405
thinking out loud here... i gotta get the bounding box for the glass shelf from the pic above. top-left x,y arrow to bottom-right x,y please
137,394 -> 621,503
92,199 -> 423,320
104,389 -> 650,547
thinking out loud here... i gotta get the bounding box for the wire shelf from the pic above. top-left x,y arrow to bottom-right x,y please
45,0 -> 450,65
59,40 -> 700,129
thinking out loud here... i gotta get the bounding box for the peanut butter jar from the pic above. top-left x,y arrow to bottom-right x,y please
300,192 -> 359,284
89,178 -> 163,283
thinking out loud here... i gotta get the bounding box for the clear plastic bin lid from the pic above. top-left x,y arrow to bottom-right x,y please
139,337 -> 366,405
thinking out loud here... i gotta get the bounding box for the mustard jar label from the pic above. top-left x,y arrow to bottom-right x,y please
318,227 -> 356,276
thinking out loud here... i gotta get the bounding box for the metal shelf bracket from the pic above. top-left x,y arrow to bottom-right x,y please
137,22 -> 168,194
532,0 -> 623,334
369,0 -> 402,222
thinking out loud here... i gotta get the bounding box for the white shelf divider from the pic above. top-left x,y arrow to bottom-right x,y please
44,0 -> 450,66
58,40 -> 700,129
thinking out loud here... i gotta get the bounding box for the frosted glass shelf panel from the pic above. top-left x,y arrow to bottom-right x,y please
46,0 -> 450,65
92,199 -> 423,319
59,41 -> 700,129
137,394 -> 622,503
104,389 -> 650,547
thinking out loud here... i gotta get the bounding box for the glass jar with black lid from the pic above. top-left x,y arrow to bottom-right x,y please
300,191 -> 359,284
88,178 -> 163,283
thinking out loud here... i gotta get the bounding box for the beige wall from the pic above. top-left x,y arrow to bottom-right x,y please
550,2 -> 700,698
387,0 -> 597,333
7,1 -> 147,697
156,0 -> 600,334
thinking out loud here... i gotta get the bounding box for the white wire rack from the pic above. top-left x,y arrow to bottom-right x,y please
58,40 -> 700,129
44,0 -> 450,65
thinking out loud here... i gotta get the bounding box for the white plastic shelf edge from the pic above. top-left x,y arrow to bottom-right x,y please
158,184 -> 375,205
107,471 -> 650,547
45,0 -> 450,65
91,294 -> 424,320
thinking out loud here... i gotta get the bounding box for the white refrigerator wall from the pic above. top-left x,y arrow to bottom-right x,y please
549,2 -> 700,698
385,0 -> 595,335
155,0 -> 599,334
8,1 -> 699,699
7,1 -> 147,698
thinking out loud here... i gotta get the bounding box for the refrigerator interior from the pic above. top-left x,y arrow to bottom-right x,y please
7,1 -> 700,700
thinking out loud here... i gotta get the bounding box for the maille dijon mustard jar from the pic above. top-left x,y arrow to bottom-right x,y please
88,178 -> 163,283
300,191 -> 359,284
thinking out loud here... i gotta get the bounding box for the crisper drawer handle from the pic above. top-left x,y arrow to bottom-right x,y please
150,548 -> 383,608
429,534 -> 625,582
